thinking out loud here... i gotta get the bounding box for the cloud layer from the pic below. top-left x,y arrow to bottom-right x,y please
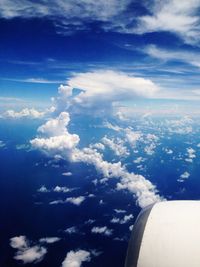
1,0 -> 200,44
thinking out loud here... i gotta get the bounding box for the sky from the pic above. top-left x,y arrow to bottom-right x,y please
1,0 -> 200,113
1,1 -> 200,266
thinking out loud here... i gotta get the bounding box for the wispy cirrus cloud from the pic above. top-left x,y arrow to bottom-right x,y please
143,45 -> 200,68
1,0 -> 200,45
137,0 -> 200,44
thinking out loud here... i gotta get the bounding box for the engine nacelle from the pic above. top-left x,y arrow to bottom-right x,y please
125,201 -> 200,267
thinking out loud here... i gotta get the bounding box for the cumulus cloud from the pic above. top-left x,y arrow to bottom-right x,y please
37,185 -> 49,193
10,236 -> 47,264
30,112 -> 79,157
61,250 -> 91,267
30,77 -> 163,208
38,185 -> 73,193
111,214 -> 133,224
38,112 -> 70,136
65,226 -> 78,234
91,226 -> 113,236
125,129 -> 142,147
102,136 -> 129,157
178,171 -> 190,182
53,186 -> 71,193
185,147 -> 196,162
67,70 -> 159,109
66,196 -> 85,205
2,108 -> 45,119
32,114 -> 163,208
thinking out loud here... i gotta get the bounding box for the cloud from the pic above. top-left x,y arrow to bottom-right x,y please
0,140 -> 6,148
38,112 -> 70,136
65,226 -> 78,234
37,185 -> 73,193
53,186 -> 71,193
0,0 -> 133,35
49,196 -> 85,205
39,237 -> 61,244
30,77 -> 164,208
67,70 -> 159,108
102,136 -> 129,157
125,128 -> 142,147
37,185 -> 50,193
30,112 -> 80,157
178,171 -> 190,182
10,236 -> 47,264
111,214 -> 133,224
91,226 -> 113,236
50,70 -> 160,116
31,112 -> 163,208
62,172 -> 72,176
2,108 -> 45,119
137,0 -> 200,44
61,250 -> 91,267
114,209 -> 126,214
185,147 -> 196,162
143,45 -> 200,68
1,0 -> 200,45
66,196 -> 85,205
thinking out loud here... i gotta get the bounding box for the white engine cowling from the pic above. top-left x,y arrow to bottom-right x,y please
125,201 -> 200,267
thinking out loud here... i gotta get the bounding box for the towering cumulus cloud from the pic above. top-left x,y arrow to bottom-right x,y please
31,70 -> 163,208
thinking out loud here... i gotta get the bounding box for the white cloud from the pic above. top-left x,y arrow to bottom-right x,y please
0,140 -> 6,148
144,143 -> 156,155
30,112 -> 79,157
62,172 -> 72,176
65,226 -> 78,234
39,237 -> 61,244
66,196 -> 85,205
178,171 -> 190,182
37,185 -> 49,193
30,78 -> 163,208
89,142 -> 105,150
164,148 -> 173,155
38,185 -> 73,193
1,0 -> 200,45
111,214 -> 133,224
187,147 -> 196,158
102,136 -> 129,157
166,116 -> 193,134
61,250 -> 91,267
2,108 -> 45,119
114,209 -> 126,214
103,121 -> 123,132
91,226 -> 113,236
143,45 -> 200,68
53,186 -> 71,193
10,236 -> 47,264
32,112 -> 163,208
185,147 -> 196,162
133,157 -> 144,164
137,0 -> 200,44
125,129 -> 142,147
68,70 -> 159,109
38,112 -> 70,136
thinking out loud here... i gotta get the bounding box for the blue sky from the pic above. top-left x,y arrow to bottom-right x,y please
1,0 -> 200,110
